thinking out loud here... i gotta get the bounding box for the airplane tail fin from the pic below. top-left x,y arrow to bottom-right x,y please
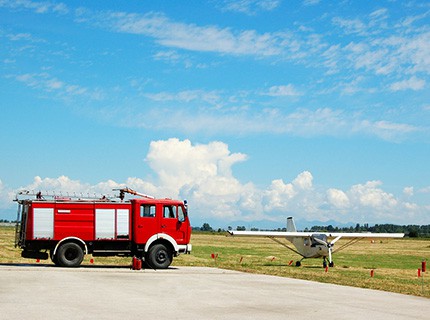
287,217 -> 297,232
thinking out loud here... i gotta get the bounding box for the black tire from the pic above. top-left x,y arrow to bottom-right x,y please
50,250 -> 60,266
146,244 -> 172,269
56,242 -> 84,267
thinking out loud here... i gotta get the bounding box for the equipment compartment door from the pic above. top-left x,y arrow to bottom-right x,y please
95,209 -> 115,239
33,208 -> 54,239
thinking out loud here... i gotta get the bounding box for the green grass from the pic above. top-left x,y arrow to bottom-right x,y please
2,226 -> 429,297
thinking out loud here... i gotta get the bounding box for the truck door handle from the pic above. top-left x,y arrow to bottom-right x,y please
161,225 -> 166,228
138,225 -> 143,228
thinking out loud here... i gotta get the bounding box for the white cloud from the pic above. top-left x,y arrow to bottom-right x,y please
145,90 -> 222,106
418,186 -> 430,194
292,171 -> 313,190
100,11 -> 284,57
145,138 -> 247,198
390,76 -> 426,91
0,0 -> 69,14
220,0 -> 280,15
327,188 -> 350,209
303,0 -> 320,6
9,73 -> 103,100
119,104 -> 418,142
349,180 -> 398,209
403,187 -> 414,196
1,139 -> 428,224
264,84 -> 302,97
0,180 -> 16,209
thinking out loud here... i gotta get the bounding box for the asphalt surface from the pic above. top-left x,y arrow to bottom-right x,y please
0,264 -> 428,319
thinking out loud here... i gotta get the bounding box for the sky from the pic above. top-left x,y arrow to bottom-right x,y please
1,0 -> 429,229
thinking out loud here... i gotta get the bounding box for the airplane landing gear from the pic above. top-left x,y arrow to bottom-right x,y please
323,257 -> 335,268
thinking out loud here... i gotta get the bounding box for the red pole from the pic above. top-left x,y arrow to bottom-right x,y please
418,268 -> 421,277
370,269 -> 374,277
422,260 -> 427,273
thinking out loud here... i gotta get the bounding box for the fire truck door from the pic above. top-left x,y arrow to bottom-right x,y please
161,205 -> 187,243
134,203 -> 158,244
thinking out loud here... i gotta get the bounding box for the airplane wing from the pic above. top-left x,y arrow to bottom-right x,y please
228,230 -> 405,238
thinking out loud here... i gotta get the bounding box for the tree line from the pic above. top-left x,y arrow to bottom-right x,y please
194,222 -> 430,237
305,223 -> 430,237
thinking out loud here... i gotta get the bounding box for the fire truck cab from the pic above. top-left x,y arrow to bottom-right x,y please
15,189 -> 192,269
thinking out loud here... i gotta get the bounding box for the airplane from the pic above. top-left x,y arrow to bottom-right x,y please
228,217 -> 405,268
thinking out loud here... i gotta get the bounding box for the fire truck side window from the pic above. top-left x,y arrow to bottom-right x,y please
178,206 -> 185,222
140,205 -> 155,218
163,205 -> 176,219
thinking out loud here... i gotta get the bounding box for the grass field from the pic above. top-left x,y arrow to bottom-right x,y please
1,226 -> 429,298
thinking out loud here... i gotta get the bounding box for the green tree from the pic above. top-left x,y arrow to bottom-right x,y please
201,223 -> 213,232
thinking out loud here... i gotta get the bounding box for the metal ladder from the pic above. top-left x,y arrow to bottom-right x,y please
14,203 -> 27,248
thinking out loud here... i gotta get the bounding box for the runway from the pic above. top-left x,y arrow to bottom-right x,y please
0,265 -> 428,319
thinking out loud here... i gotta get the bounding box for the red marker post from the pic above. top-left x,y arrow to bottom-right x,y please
422,260 -> 426,273
370,269 -> 374,278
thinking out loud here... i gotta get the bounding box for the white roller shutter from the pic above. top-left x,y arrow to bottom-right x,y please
95,209 -> 115,239
33,208 -> 54,238
116,209 -> 129,237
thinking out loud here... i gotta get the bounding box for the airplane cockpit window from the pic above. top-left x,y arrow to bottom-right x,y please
304,238 -> 310,246
311,234 -> 327,247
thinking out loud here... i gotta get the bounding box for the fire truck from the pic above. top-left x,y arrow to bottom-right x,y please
14,188 -> 192,269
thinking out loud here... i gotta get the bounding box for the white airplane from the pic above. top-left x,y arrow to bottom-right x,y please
228,217 -> 404,268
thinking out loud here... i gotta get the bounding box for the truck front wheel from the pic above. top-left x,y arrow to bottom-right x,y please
50,250 -> 60,266
146,244 -> 172,269
56,242 -> 84,267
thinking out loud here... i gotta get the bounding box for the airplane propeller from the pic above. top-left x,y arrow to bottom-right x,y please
312,235 -> 342,267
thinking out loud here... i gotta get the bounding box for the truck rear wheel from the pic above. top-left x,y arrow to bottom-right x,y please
146,244 -> 172,269
56,242 -> 84,267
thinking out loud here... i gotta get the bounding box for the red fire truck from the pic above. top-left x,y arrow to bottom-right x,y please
14,188 -> 192,268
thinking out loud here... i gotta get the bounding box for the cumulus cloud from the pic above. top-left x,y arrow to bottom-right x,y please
0,180 -> 16,209
348,181 -> 397,209
327,188 -> 350,209
1,139 -> 427,225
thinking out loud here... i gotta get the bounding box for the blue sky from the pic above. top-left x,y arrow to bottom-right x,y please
1,0 -> 429,228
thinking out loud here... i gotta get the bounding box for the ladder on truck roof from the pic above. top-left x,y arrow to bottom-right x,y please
15,190 -> 115,202
14,188 -> 154,203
